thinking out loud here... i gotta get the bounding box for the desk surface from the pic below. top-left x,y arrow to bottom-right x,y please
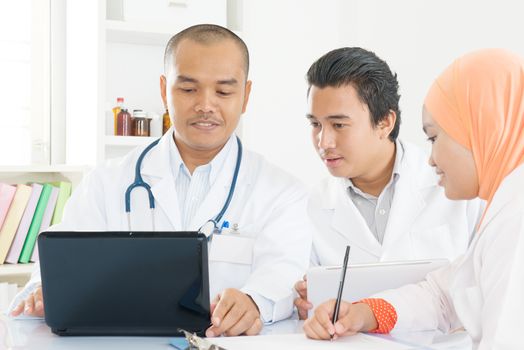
0,315 -> 472,350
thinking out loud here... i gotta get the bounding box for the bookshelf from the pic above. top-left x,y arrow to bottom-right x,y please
66,0 -> 231,164
0,165 -> 88,286
0,165 -> 89,189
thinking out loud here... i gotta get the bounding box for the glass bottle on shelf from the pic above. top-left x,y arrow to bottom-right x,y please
116,108 -> 132,136
162,109 -> 171,135
112,97 -> 124,135
133,110 -> 151,137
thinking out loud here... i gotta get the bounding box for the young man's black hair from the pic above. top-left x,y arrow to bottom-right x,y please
307,47 -> 401,141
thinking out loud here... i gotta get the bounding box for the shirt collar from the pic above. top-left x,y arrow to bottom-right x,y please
169,131 -> 235,183
345,139 -> 404,197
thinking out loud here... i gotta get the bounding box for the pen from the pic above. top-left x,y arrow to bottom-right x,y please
332,245 -> 350,338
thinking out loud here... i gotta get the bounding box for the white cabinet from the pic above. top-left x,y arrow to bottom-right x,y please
66,0 -> 231,165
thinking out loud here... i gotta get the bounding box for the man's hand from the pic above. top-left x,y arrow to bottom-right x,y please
10,286 -> 44,317
293,274 -> 312,320
206,288 -> 263,337
303,299 -> 377,340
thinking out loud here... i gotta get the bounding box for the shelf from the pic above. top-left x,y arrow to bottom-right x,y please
105,135 -> 159,147
105,20 -> 242,46
0,263 -> 35,277
105,19 -> 182,46
0,165 -> 88,188
0,165 -> 90,173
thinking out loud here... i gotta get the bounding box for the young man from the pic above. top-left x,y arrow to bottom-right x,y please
10,24 -> 312,337
294,47 -> 481,318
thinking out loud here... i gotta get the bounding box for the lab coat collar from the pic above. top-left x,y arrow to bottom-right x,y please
138,129 -> 181,230
330,177 -> 383,258
140,129 -> 238,180
381,139 -> 427,248
323,139 -> 431,257
140,128 -> 175,178
139,129 -> 247,231
399,139 -> 436,190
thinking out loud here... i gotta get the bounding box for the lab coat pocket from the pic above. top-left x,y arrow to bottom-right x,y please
209,234 -> 255,265
411,224 -> 455,259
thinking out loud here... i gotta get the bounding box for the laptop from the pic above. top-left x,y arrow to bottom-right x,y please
38,231 -> 210,336
307,259 -> 449,317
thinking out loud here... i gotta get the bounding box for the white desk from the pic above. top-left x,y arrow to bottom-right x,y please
0,315 -> 472,350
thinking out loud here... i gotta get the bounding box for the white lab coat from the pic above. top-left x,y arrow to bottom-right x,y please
309,139 -> 482,265
373,163 -> 524,349
11,132 -> 313,322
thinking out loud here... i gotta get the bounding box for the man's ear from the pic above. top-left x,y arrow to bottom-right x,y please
160,75 -> 167,108
241,80 -> 252,114
379,110 -> 396,139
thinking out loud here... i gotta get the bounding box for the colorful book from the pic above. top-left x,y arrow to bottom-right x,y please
19,184 -> 54,263
50,181 -> 72,225
0,184 -> 32,264
5,183 -> 42,264
30,185 -> 59,262
0,183 -> 16,229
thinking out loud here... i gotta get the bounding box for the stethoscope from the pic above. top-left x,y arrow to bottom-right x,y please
124,136 -> 243,237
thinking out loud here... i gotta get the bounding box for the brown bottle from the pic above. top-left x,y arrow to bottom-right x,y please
162,109 -> 171,135
112,97 -> 124,135
116,108 -> 132,136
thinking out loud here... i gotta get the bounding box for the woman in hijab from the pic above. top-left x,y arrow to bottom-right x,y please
303,48 -> 524,349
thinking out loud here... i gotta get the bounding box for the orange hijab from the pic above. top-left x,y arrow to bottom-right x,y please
425,49 -> 524,205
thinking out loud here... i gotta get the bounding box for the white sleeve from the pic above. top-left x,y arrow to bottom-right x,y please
240,185 -> 313,323
240,290 -> 274,324
372,259 -> 462,333
493,220 -> 524,349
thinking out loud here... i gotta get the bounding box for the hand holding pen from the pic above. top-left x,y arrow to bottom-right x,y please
303,245 -> 379,340
331,246 -> 351,339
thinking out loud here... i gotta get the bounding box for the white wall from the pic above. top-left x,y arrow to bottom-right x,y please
240,0 -> 341,188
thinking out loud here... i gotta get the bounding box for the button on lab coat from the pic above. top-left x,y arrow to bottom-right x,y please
309,140 -> 482,265
374,163 -> 524,349
12,133 -> 313,322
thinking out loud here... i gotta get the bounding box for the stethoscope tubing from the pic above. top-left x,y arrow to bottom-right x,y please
125,136 -> 242,233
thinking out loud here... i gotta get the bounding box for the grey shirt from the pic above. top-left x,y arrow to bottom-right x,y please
345,140 -> 404,244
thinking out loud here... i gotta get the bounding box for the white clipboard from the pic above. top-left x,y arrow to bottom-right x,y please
307,259 -> 449,317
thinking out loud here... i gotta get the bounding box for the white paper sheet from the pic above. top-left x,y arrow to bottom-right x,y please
212,332 -> 413,350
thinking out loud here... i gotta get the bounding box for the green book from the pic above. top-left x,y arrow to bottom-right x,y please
19,184 -> 53,263
50,181 -> 72,225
